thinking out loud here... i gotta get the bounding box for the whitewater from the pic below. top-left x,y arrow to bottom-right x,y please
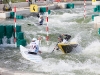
0,5 -> 100,75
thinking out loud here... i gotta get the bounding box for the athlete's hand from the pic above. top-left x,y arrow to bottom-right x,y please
38,51 -> 42,54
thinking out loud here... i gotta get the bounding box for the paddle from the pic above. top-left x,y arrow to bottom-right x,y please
51,44 -> 58,53
38,51 -> 42,54
51,42 -> 61,53
51,48 -> 55,53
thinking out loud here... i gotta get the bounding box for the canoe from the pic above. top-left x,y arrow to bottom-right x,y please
20,45 -> 42,63
58,42 -> 78,54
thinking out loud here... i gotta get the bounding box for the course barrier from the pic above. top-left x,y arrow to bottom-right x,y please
0,25 -> 5,39
10,12 -> 24,19
0,25 -> 27,47
92,5 -> 100,21
0,39 -> 2,44
66,3 -> 74,9
92,14 -> 99,21
93,5 -> 100,12
39,7 -> 51,14
17,39 -> 27,47
98,28 -> 100,34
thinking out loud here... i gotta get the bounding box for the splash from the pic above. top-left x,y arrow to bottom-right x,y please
83,40 -> 100,55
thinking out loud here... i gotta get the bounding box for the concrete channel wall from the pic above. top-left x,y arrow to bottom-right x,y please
0,1 -> 93,10
0,1 -> 99,19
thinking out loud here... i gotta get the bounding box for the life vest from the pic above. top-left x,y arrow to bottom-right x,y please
29,42 -> 37,52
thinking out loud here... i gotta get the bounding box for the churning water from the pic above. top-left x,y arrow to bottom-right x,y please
0,5 -> 100,75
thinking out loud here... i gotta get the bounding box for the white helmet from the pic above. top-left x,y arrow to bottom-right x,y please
32,38 -> 37,41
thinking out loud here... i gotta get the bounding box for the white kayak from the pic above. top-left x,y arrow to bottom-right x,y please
20,45 -> 42,63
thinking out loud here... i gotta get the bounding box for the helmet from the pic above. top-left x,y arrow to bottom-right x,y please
32,38 -> 37,41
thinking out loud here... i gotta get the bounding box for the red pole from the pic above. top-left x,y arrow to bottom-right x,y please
14,6 -> 17,47
46,6 -> 49,45
84,0 -> 86,20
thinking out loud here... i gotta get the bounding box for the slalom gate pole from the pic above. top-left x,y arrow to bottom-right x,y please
84,0 -> 86,20
14,6 -> 17,47
46,6 -> 49,45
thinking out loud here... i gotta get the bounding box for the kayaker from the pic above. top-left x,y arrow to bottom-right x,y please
39,15 -> 44,25
61,34 -> 71,43
28,38 -> 41,55
54,34 -> 71,51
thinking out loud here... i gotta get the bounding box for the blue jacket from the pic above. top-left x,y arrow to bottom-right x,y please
39,18 -> 44,25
